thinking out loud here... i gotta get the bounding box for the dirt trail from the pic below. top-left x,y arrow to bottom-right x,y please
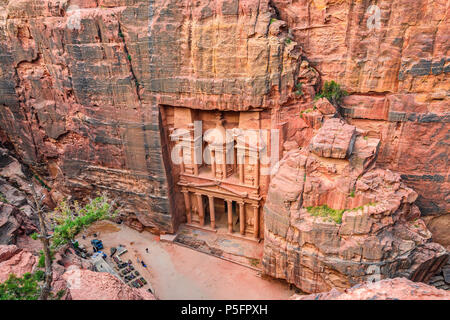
78,221 -> 295,300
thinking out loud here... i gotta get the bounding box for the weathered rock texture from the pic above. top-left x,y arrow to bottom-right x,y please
0,244 -> 37,282
0,0 -> 178,233
292,277 -> 450,300
0,0 -> 447,237
0,0 -> 318,233
263,117 -> 448,293
271,0 -> 449,216
0,202 -> 37,244
63,268 -> 155,300
428,257 -> 450,291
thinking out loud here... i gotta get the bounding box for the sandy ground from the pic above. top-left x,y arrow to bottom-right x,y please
77,221 -> 295,300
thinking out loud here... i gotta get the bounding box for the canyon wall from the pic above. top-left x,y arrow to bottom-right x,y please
263,116 -> 448,293
0,0 -> 315,232
272,0 -> 449,215
0,0 -> 176,232
0,0 -> 448,234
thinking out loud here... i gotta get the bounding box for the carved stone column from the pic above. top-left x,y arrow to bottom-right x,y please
226,200 -> 233,234
254,157 -> 259,187
252,205 -> 259,239
182,190 -> 192,224
208,195 -> 215,229
211,149 -> 216,177
239,202 -> 245,235
239,153 -> 245,184
196,193 -> 205,226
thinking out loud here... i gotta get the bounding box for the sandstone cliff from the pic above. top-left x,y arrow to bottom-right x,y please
272,0 -> 449,216
0,1 -> 448,298
263,117 -> 448,293
0,0 -> 447,235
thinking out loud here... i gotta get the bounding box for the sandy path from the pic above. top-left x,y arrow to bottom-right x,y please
79,221 -> 294,300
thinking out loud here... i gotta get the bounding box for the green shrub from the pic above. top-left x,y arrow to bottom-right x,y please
0,271 -> 65,300
270,18 -> 277,25
315,80 -> 348,106
285,38 -> 292,44
50,196 -> 116,249
37,249 -> 55,268
0,192 -> 7,203
306,205 -> 345,224
0,273 -> 41,300
295,82 -> 303,96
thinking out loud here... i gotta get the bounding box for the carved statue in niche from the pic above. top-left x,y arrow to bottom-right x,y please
204,112 -> 234,179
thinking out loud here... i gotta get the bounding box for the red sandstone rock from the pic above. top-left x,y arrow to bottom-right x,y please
270,0 -> 449,216
0,245 -> 37,282
0,202 -> 38,244
263,118 -> 448,293
309,118 -> 356,159
314,98 -> 336,115
0,1 -> 448,298
0,0 -> 447,237
63,268 -> 155,300
292,278 -> 450,300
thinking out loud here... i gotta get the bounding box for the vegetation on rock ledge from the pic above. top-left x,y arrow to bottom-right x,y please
306,202 -> 378,224
49,196 -> 117,248
306,205 -> 345,224
315,80 -> 348,106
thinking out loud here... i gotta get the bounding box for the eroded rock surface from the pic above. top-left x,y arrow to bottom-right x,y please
271,0 -> 449,216
0,244 -> 37,282
0,0 -> 447,234
263,119 -> 448,293
0,203 -> 38,244
63,268 -> 155,300
292,278 -> 450,300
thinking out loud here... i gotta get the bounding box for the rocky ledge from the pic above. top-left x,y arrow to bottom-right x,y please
263,117 -> 448,293
292,278 -> 450,300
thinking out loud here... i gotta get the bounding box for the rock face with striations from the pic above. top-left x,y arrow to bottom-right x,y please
263,118 -> 448,293
0,0 -> 448,229
0,0 -> 313,233
271,0 -> 449,216
0,0 -> 448,274
0,245 -> 37,282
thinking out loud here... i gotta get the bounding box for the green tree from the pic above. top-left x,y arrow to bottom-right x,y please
0,273 -> 41,300
49,195 -> 117,249
315,80 -> 348,106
